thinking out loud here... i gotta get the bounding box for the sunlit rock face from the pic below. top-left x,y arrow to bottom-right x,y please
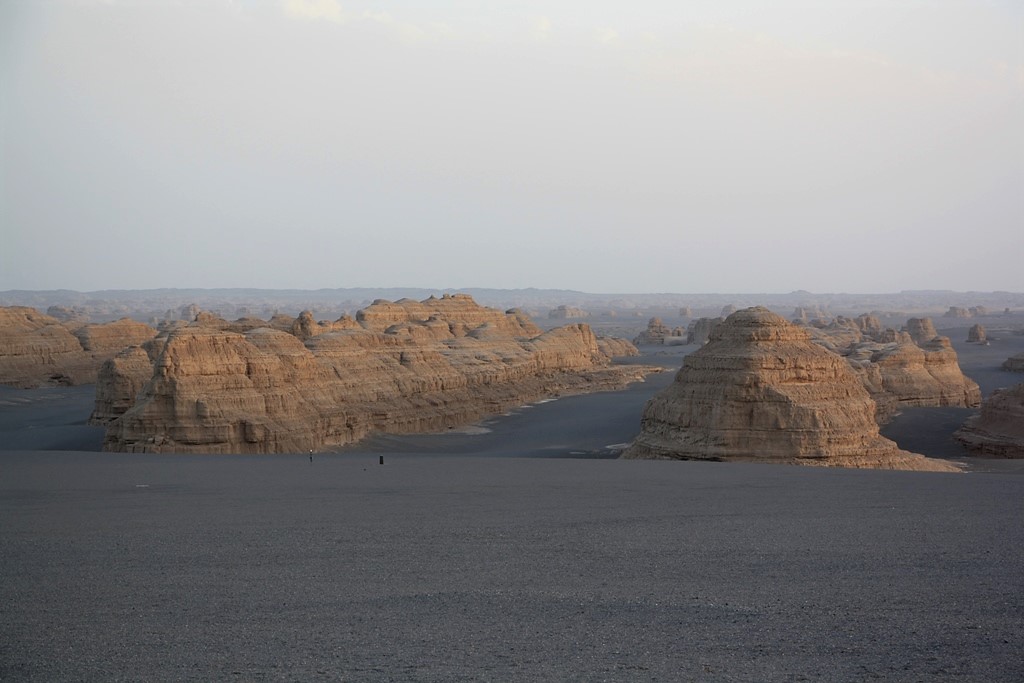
0,306 -> 156,388
623,307 -> 958,472
100,295 -> 650,454
955,383 -> 1024,458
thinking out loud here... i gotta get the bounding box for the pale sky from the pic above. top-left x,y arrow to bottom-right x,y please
1,0 -> 1021,293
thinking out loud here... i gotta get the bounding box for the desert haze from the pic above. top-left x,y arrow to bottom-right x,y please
2,0 -> 1023,679
3,286 -> 1024,680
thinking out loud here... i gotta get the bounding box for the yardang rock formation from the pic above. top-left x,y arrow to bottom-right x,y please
98,294 -> 652,454
622,307 -> 958,471
0,306 -> 156,387
955,383 -> 1024,458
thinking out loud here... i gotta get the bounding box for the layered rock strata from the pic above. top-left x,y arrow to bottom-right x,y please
622,307 -> 958,471
101,295 -> 651,453
0,307 -> 157,387
846,336 -> 981,421
954,383 -> 1024,458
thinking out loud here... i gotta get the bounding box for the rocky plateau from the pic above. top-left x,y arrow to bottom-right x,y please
96,294 -> 652,453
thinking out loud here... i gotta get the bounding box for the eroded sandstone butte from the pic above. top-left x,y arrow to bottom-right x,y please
622,307 -> 958,471
0,306 -> 156,387
100,294 -> 652,453
955,382 -> 1024,458
803,315 -> 980,422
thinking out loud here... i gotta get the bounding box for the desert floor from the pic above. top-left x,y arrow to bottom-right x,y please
1,331 -> 1023,681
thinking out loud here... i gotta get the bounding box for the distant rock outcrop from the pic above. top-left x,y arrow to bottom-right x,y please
548,305 -> 589,320
99,296 -> 651,453
633,318 -> 672,345
904,317 -> 939,345
944,307 -> 971,318
679,307 -> 694,318
845,335 -> 981,422
0,307 -> 157,387
1003,353 -> 1024,372
622,307 -> 957,471
686,317 -> 723,346
955,383 -> 1024,458
966,324 -> 987,344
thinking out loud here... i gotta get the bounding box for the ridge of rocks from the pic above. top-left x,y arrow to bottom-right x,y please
98,296 -> 651,453
0,306 -> 156,387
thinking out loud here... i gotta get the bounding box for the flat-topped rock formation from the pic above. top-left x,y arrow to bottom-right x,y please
1004,353 -> 1024,372
100,295 -> 652,453
622,307 -> 959,471
955,383 -> 1024,458
967,324 -> 987,343
686,317 -> 723,346
904,317 -> 939,345
548,305 -> 589,320
0,307 -> 157,387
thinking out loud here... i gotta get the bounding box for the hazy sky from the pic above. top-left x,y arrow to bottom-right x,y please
2,0 -> 1021,293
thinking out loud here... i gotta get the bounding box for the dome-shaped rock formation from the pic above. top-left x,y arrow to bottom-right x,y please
633,318 -> 672,345
622,307 -> 958,471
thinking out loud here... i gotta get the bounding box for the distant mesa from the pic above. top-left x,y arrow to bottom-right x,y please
967,324 -> 987,344
792,305 -> 830,322
0,306 -> 156,388
720,304 -> 738,317
632,317 -> 684,346
622,307 -> 958,471
955,383 -> 1024,458
548,305 -> 589,320
943,306 -> 989,318
1003,353 -> 1024,372
685,317 -> 723,346
903,317 -> 939,345
96,295 -> 653,454
679,307 -> 694,319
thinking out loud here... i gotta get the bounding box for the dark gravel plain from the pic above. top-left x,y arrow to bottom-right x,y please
2,452 -> 1023,682
2,333 -> 1024,681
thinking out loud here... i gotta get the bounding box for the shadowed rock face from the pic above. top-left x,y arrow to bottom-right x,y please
685,317 -> 723,346
623,307 -> 958,471
955,383 -> 1024,458
1004,353 -> 1024,372
100,295 -> 651,454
